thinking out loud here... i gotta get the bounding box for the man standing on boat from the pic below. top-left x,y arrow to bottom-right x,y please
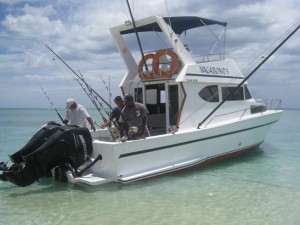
120,94 -> 150,140
63,98 -> 96,132
101,96 -> 125,136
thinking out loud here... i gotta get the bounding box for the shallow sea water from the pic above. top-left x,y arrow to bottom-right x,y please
0,109 -> 299,225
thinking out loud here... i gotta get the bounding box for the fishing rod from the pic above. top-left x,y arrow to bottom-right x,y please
99,74 -> 113,109
39,84 -> 64,123
125,0 -> 150,75
78,71 -> 110,117
75,77 -> 110,123
78,71 -> 122,136
79,73 -> 129,140
75,78 -> 119,141
197,21 -> 300,129
45,44 -> 120,139
76,78 -> 117,141
85,75 -> 120,134
75,78 -> 106,118
99,74 -> 112,100
44,44 -> 114,112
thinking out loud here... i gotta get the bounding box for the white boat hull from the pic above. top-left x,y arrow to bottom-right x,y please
65,16 -> 288,186
68,110 -> 282,186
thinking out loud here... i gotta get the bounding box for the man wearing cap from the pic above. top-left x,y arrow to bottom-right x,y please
63,98 -> 96,132
101,96 -> 125,136
119,94 -> 150,140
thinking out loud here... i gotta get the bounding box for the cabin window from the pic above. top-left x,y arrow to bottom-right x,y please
245,85 -> 252,99
221,86 -> 244,101
134,88 -> 143,103
199,85 -> 219,102
145,84 -> 166,114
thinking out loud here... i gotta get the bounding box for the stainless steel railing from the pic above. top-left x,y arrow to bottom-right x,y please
204,99 -> 282,128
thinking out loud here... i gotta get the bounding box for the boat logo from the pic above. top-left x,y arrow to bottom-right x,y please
78,134 -> 88,160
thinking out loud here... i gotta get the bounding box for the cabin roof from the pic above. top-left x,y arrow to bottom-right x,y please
120,16 -> 227,35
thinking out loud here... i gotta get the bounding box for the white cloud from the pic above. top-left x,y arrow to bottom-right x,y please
0,0 -> 299,108
20,74 -> 65,81
22,4 -> 55,16
3,14 -> 65,37
0,0 -> 37,4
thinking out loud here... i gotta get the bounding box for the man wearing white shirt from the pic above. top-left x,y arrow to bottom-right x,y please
63,98 -> 95,132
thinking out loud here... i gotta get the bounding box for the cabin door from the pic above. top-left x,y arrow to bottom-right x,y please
144,84 -> 179,135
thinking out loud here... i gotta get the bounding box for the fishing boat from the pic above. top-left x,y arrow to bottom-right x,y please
1,15 -> 298,187
64,15 -> 292,186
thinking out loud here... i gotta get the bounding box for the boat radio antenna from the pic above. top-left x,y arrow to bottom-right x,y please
39,84 -> 64,123
197,21 -> 300,129
125,0 -> 150,74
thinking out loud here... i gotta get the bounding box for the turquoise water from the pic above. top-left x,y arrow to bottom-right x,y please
0,109 -> 299,225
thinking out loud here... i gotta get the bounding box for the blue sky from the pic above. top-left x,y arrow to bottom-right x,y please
0,0 -> 299,109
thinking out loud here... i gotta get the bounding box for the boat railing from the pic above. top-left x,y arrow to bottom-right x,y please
194,53 -> 226,63
256,98 -> 282,110
204,108 -> 249,128
204,99 -> 282,128
143,48 -> 226,64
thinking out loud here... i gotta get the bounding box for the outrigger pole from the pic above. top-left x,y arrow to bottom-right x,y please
39,84 -> 64,123
44,44 -> 114,112
197,21 -> 300,129
125,0 -> 150,74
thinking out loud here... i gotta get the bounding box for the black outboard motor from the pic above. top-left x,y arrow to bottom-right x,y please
0,124 -> 93,187
10,122 -> 63,164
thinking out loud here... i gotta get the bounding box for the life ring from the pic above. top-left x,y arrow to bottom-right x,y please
138,53 -> 155,80
153,49 -> 179,79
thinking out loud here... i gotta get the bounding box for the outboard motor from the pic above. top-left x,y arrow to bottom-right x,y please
0,124 -> 93,187
10,122 -> 63,164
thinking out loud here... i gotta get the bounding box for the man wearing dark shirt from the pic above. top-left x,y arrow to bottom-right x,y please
101,96 -> 125,136
119,94 -> 150,140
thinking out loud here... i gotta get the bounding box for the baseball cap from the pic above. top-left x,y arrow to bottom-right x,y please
66,98 -> 75,109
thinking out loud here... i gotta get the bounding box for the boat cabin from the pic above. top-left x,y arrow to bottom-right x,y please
108,16 -> 260,137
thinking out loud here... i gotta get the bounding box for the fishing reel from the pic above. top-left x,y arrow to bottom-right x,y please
110,125 -> 119,133
128,126 -> 138,134
169,125 -> 179,134
119,127 -> 139,142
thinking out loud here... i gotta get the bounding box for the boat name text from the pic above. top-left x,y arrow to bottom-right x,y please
199,66 -> 230,75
